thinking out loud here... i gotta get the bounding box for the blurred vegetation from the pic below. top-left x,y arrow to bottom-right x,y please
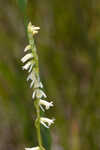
0,0 -> 100,150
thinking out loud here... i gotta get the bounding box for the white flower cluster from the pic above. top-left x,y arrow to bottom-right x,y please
21,22 -> 54,150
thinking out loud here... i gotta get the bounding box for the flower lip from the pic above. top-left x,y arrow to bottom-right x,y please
39,99 -> 53,111
40,117 -> 55,128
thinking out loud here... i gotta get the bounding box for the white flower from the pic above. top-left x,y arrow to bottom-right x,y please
32,90 -> 36,99
39,82 -> 43,88
30,80 -> 35,88
34,80 -> 40,88
28,22 -> 40,35
30,78 -> 43,89
22,61 -> 33,70
27,71 -> 36,88
40,117 -> 55,128
32,89 -> 47,100
28,63 -> 34,73
39,99 -> 53,111
25,146 -> 40,150
34,81 -> 43,89
24,45 -> 31,52
27,70 -> 36,81
37,90 -> 46,98
21,53 -> 33,63
31,26 -> 40,30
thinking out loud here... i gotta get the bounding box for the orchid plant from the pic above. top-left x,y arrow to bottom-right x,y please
21,22 -> 54,150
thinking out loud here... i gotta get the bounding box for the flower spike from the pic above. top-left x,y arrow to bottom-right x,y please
21,22 -> 54,150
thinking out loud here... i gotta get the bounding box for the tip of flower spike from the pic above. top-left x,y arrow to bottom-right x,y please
28,22 -> 40,35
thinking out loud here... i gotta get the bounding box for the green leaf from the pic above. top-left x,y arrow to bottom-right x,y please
41,126 -> 52,150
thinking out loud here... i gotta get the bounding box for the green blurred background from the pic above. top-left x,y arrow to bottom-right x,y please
0,0 -> 100,150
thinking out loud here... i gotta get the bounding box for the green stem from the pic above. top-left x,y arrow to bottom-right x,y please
28,31 -> 45,150
37,123 -> 42,147
35,101 -> 42,147
34,100 -> 44,150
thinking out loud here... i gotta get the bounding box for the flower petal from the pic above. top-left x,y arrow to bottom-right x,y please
27,71 -> 36,81
25,146 -> 40,150
28,22 -> 40,35
36,89 -> 47,99
40,120 -> 49,128
22,61 -> 32,70
30,80 -> 35,88
31,25 -> 40,30
39,99 -> 53,110
39,105 -> 45,112
39,82 -> 43,88
32,91 -> 36,99
40,117 -> 55,128
24,45 -> 31,52
28,63 -> 34,73
21,53 -> 33,63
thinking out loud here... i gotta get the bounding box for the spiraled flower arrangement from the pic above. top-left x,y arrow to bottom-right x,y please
21,22 -> 54,150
